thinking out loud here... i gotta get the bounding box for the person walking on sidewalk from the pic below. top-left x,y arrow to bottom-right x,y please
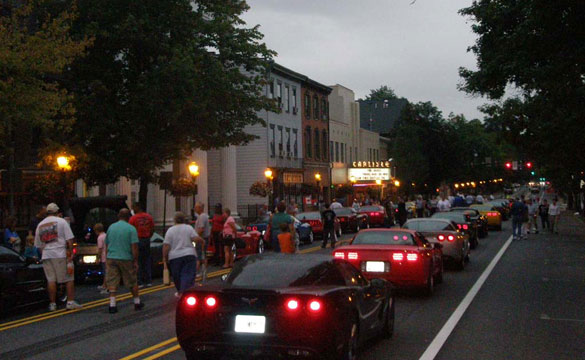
415,195 -> 425,218
211,205 -> 225,266
163,212 -> 200,297
129,203 -> 155,288
539,199 -> 550,232
510,198 -> 528,240
106,209 -> 144,314
34,203 -> 82,311
194,202 -> 210,281
321,203 -> 337,249
527,198 -> 539,234
222,208 -> 237,268
548,198 -> 561,234
95,223 -> 108,294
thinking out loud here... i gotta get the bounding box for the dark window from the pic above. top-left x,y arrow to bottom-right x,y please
268,79 -> 274,99
321,99 -> 327,120
297,212 -> 321,220
226,257 -> 345,288
322,131 -> 328,161
431,212 -> 467,224
292,88 -> 297,113
269,124 -> 275,157
286,128 -> 291,156
278,126 -> 283,157
334,208 -> 357,216
304,93 -> 311,119
293,129 -> 298,158
276,82 -> 282,107
359,205 -> 384,212
352,231 -> 417,246
313,95 -> 319,119
314,129 -> 320,159
403,220 -> 452,232
330,141 -> 334,161
335,142 -> 339,162
284,85 -> 290,112
338,262 -> 368,287
305,126 -> 312,158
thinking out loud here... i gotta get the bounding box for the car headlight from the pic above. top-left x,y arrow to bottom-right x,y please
81,255 -> 97,264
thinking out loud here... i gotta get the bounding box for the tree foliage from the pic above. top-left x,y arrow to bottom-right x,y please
61,0 -> 277,207
365,85 -> 399,101
459,0 -> 585,190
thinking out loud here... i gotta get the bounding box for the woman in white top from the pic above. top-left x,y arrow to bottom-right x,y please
548,199 -> 561,234
163,212 -> 202,295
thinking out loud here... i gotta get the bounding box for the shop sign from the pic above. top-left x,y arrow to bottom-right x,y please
352,161 -> 391,168
348,168 -> 391,181
283,172 -> 303,184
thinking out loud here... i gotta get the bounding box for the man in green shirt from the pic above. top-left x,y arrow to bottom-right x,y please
105,209 -> 144,313
270,202 -> 294,252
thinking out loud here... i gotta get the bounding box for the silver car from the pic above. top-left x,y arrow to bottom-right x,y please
403,218 -> 470,270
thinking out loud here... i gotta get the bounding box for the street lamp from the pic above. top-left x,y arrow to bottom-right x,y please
394,180 -> 400,187
265,168 -> 274,208
188,161 -> 199,218
315,173 -> 322,206
56,155 -> 72,213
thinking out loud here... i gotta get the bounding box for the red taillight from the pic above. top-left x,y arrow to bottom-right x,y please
185,296 -> 197,307
457,224 -> 462,229
253,226 -> 258,231
286,299 -> 299,311
447,235 -> 455,242
205,296 -> 217,308
334,252 -> 345,259
348,252 -> 358,260
463,224 -> 469,230
438,235 -> 445,241
308,299 -> 322,312
72,247 -> 77,255
392,253 -> 404,261
246,226 -> 251,231
407,253 -> 418,261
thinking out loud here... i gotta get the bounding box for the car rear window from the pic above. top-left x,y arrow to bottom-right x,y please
432,212 -> 466,223
472,205 -> 495,212
403,220 -> 451,232
352,231 -> 416,246
334,208 -> 354,216
359,206 -> 383,212
297,212 -> 321,220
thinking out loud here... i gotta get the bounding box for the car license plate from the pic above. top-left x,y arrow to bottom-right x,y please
83,255 -> 97,264
366,261 -> 385,272
235,315 -> 266,334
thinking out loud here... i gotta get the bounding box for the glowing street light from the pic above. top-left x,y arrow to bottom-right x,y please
188,162 -> 199,177
315,173 -> 322,181
57,155 -> 71,171
375,179 -> 382,185
264,168 -> 273,180
394,180 -> 401,187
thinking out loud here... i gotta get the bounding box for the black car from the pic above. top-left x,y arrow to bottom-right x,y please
334,207 -> 369,233
0,246 -> 47,315
432,212 -> 479,249
176,253 -> 395,360
450,207 -> 488,238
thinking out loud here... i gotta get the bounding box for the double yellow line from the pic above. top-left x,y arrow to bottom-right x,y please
118,242 -> 344,360
0,268 -> 231,332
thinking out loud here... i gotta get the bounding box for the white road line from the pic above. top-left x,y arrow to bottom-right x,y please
419,235 -> 514,360
540,314 -> 585,323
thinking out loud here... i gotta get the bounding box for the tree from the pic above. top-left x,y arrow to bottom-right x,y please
365,85 -> 399,101
62,0 -> 277,208
459,1 -> 585,193
0,1 -> 90,214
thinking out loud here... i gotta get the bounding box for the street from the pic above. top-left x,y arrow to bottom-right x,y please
2,215 -> 583,360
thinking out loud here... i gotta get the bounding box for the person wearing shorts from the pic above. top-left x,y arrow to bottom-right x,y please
34,203 -> 82,311
194,202 -> 210,281
105,209 -> 144,314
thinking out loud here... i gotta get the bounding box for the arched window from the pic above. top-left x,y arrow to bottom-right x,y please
305,126 -> 312,158
314,129 -> 320,159
322,131 -> 328,161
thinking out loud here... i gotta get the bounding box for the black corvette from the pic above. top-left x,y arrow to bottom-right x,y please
334,207 -> 369,233
176,253 -> 395,360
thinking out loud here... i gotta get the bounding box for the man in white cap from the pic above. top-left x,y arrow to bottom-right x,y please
34,203 -> 82,311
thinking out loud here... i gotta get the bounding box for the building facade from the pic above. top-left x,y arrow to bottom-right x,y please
301,78 -> 332,207
358,98 -> 408,135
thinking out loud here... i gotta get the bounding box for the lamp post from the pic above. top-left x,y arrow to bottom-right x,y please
376,179 -> 384,200
265,168 -> 273,209
56,155 -> 72,214
315,173 -> 322,209
188,161 -> 200,219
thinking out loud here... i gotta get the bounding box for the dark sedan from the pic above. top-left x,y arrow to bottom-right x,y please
334,207 -> 369,233
176,253 -> 395,360
0,246 -> 47,315
357,205 -> 388,227
450,207 -> 488,238
432,211 -> 479,249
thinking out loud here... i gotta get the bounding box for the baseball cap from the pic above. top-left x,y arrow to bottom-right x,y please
47,203 -> 60,213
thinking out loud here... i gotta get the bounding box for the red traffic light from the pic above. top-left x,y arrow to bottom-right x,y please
505,162 -> 512,169
526,162 -> 532,168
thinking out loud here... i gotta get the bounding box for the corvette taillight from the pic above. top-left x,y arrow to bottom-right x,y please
437,235 -> 445,241
447,235 -> 455,241
463,224 -> 469,230
348,252 -> 358,260
185,296 -> 197,307
407,253 -> 418,261
308,299 -> 322,312
392,253 -> 404,261
334,252 -> 345,259
286,299 -> 299,311
457,224 -> 462,230
205,296 -> 217,308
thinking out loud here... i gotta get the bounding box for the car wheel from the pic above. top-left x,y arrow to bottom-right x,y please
456,253 -> 466,271
424,270 -> 434,297
339,318 -> 359,360
257,239 -> 264,254
381,297 -> 395,339
434,260 -> 444,284
355,222 -> 360,233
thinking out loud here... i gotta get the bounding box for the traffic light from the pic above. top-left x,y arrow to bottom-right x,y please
531,171 -> 535,176
526,162 -> 533,169
505,162 -> 512,169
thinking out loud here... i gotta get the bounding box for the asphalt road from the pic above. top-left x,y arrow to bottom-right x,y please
1,213 -> 583,360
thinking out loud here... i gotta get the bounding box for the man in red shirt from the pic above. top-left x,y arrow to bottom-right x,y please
130,203 -> 155,287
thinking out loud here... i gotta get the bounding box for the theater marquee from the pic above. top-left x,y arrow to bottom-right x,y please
352,161 -> 391,168
348,167 -> 391,181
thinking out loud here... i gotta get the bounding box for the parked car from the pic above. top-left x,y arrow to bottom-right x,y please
292,216 -> 314,244
245,214 -> 271,239
450,207 -> 488,238
206,223 -> 264,260
296,212 -> 341,239
432,212 -> 479,249
176,253 -> 395,360
488,199 -> 510,221
403,219 -> 470,270
334,207 -> 369,233
470,204 -> 503,231
357,205 -> 388,227
334,228 -> 443,296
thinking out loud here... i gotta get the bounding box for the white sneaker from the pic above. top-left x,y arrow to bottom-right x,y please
48,303 -> 57,312
66,301 -> 83,310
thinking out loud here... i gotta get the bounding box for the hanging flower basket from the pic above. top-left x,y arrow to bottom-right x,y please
170,176 -> 198,197
249,181 -> 271,197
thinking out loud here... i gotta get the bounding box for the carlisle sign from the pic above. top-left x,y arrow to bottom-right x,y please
348,168 -> 391,181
